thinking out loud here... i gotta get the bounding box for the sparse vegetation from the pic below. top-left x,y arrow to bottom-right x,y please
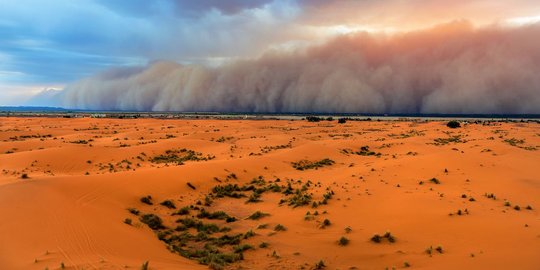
150,148 -> 214,165
449,208 -> 469,216
433,135 -> 466,145
426,245 -> 444,256
246,211 -> 270,220
357,146 -> 381,156
140,214 -> 165,230
371,231 -> 396,243
292,158 -> 335,170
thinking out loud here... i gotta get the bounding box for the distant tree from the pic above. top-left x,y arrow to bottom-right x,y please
338,118 -> 347,124
447,121 -> 461,128
306,116 -> 321,122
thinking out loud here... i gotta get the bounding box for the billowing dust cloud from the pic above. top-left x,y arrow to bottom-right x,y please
58,21 -> 540,113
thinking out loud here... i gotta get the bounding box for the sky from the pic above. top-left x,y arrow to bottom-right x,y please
1,0 -> 540,112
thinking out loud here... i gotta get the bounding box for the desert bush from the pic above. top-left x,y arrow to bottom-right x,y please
233,244 -> 253,253
128,208 -> 140,215
306,116 -> 322,122
175,206 -> 190,215
314,260 -> 326,269
274,224 -> 287,231
287,191 -> 313,207
447,121 -> 461,128
140,195 -> 153,205
426,245 -> 444,255
322,219 -> 331,228
429,178 -> 441,184
246,192 -> 262,203
292,158 -> 335,170
243,230 -> 255,239
197,209 -> 235,221
371,231 -> 395,243
211,184 -> 245,198
247,211 -> 270,220
338,236 -> 349,246
160,200 -> 176,209
357,146 -> 380,156
140,214 -> 165,230
150,148 -> 214,165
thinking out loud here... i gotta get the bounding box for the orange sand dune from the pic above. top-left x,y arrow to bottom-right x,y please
0,117 -> 539,270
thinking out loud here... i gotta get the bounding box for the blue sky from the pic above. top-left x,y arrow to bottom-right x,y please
1,0 -> 539,105
0,0 -> 304,104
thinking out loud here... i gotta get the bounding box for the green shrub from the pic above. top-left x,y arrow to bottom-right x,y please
140,195 -> 153,205
321,219 -> 331,228
429,178 -> 441,184
274,224 -> 287,231
140,214 -> 165,230
246,211 -> 270,220
160,200 -> 176,209
175,206 -> 190,215
291,158 -> 335,170
314,260 -> 326,269
338,236 -> 349,246
371,231 -> 395,243
447,121 -> 461,128
233,244 -> 253,253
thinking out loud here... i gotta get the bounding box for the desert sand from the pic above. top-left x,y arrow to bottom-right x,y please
0,117 -> 538,270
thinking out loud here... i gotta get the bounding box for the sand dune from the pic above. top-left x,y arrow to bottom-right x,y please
0,117 -> 539,269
